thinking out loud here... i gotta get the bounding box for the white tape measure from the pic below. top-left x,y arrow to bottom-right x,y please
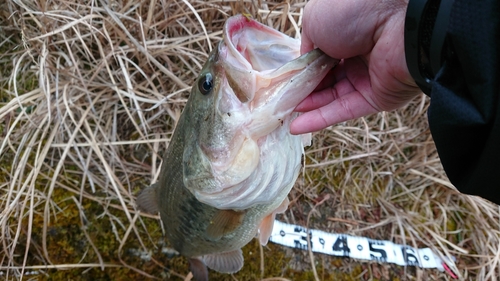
270,220 -> 456,275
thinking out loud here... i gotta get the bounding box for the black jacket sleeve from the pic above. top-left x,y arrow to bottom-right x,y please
405,0 -> 500,205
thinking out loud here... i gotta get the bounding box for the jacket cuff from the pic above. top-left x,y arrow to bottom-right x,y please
404,0 -> 454,96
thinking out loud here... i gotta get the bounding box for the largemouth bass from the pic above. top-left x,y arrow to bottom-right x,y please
137,14 -> 339,280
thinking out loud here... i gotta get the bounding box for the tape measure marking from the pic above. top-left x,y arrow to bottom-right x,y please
270,220 -> 451,272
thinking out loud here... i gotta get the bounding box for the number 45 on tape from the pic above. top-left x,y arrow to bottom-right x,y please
269,220 -> 457,278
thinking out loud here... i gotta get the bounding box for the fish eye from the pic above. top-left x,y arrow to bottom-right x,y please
198,72 -> 213,95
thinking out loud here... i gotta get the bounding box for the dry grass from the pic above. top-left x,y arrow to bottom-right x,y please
0,0 -> 499,280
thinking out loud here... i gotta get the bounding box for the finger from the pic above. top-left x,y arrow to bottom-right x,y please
294,88 -> 337,112
312,63 -> 345,92
300,28 -> 315,55
295,57 -> 369,112
294,60 -> 349,112
290,91 -> 379,135
299,0 -> 379,59
300,0 -> 316,55
294,78 -> 355,112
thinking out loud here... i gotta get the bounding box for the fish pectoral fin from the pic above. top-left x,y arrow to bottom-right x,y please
206,209 -> 245,239
189,257 -> 209,281
275,197 -> 289,214
201,249 -> 244,273
136,183 -> 159,214
258,197 -> 289,245
258,212 -> 275,246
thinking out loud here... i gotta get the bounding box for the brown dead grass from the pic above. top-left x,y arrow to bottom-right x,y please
1,0 -> 499,280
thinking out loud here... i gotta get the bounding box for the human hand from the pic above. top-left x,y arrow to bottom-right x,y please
290,0 -> 422,134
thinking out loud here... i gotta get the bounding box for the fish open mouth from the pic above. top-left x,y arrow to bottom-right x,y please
223,15 -> 301,72
218,15 -> 339,138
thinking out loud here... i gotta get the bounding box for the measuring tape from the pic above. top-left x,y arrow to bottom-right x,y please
269,220 -> 456,276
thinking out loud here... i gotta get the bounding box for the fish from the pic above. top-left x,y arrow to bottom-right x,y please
137,14 -> 339,280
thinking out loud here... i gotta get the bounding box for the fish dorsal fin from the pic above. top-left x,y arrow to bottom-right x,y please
258,197 -> 289,245
189,257 -> 209,281
206,209 -> 245,239
136,183 -> 159,214
201,249 -> 244,273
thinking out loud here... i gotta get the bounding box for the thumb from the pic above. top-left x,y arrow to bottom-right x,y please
300,26 -> 315,55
